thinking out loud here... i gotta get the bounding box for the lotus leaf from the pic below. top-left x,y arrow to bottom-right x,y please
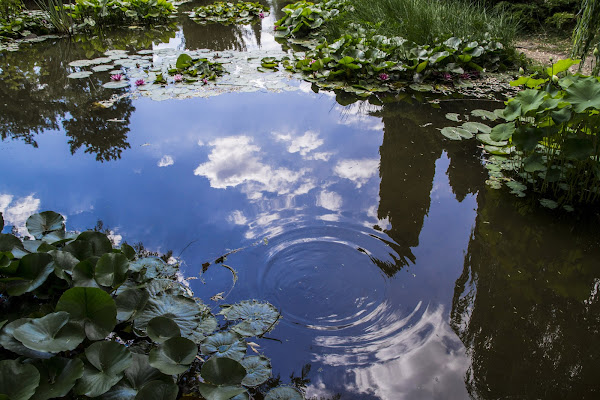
503,100 -> 522,121
201,331 -> 246,361
490,122 -> 516,141
197,383 -> 246,400
95,253 -> 130,287
134,294 -> 206,337
149,337 -> 197,375
26,212 -> 65,240
562,138 -> 594,161
201,357 -> 246,386
523,153 -> 546,173
49,250 -> 79,282
63,240 -> 94,261
121,243 -> 136,260
0,233 -> 24,253
135,380 -> 178,400
147,316 -> 181,343
72,259 -> 100,288
55,287 -> 117,340
240,356 -> 271,386
30,358 -> 84,400
116,288 -> 150,322
264,386 -> 304,400
546,59 -> 580,76
516,89 -> 547,115
512,126 -> 545,152
551,107 -> 572,124
0,360 -> 40,400
13,312 -> 85,353
75,341 -> 133,397
5,252 -> 55,296
0,319 -> 54,359
564,76 -> 600,113
476,134 -> 508,147
220,300 -> 280,337
76,231 -> 114,256
439,127 -> 473,141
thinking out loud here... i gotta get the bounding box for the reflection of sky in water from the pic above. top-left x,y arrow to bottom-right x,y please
0,49 -> 476,399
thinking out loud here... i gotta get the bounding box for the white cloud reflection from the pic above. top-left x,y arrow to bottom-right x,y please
0,194 -> 41,235
317,190 -> 342,211
334,158 -> 380,188
157,155 -> 174,167
272,130 -> 326,158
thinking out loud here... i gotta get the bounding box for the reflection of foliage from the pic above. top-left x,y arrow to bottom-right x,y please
0,0 -> 22,20
190,1 -> 267,25
63,95 -> 134,162
68,0 -> 175,28
451,189 -> 600,398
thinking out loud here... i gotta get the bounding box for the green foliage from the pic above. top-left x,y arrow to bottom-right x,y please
67,0 -> 175,28
442,59 -> 600,207
0,0 -> 22,21
190,1 -> 267,25
0,211 -> 290,400
275,0 -> 344,37
166,53 -> 226,82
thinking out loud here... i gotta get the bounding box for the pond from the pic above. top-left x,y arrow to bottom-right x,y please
2,1 -> 600,398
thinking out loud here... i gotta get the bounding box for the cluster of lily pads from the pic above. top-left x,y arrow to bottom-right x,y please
270,0 -> 511,97
441,59 -> 600,209
67,0 -> 176,28
0,211 -> 304,400
188,1 -> 267,25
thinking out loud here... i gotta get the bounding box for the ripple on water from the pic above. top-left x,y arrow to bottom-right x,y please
255,220 -> 431,366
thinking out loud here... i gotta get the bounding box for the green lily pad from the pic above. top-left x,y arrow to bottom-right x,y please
5,252 -> 55,296
13,311 -> 85,353
264,386 -> 304,400
0,360 -> 40,400
75,231 -> 113,257
201,357 -> 246,386
68,71 -> 93,79
440,127 -> 473,141
55,287 -> 117,340
49,250 -> 79,282
240,356 -> 271,386
0,319 -> 54,359
75,341 -> 133,397
116,288 -> 150,322
134,294 -> 206,337
121,243 -> 136,260
201,331 -> 246,361
476,134 -> 508,147
197,383 -> 246,400
135,380 -> 178,400
30,358 -> 84,400
72,259 -> 100,288
489,122 -> 516,141
539,198 -> 559,209
0,233 -> 24,253
462,122 -> 491,134
444,113 -> 461,122
149,337 -> 197,375
220,300 -> 280,337
103,81 -> 130,89
69,59 -> 96,67
471,109 -> 499,121
95,253 -> 130,287
93,64 -> 116,72
26,211 -> 65,240
188,314 -> 218,344
147,316 -> 181,343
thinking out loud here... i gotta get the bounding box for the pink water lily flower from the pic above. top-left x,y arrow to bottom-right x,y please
202,78 -> 208,85
259,12 -> 265,18
378,72 -> 390,81
110,73 -> 123,81
173,74 -> 183,82
135,79 -> 145,86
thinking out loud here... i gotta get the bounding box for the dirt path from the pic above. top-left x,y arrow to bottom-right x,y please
515,33 -> 594,74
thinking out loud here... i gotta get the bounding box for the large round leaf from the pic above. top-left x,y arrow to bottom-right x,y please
0,233 -> 23,253
0,360 -> 40,400
62,240 -> 94,261
13,311 -> 85,353
72,259 -> 100,288
134,294 -> 205,337
76,231 -> 113,257
240,356 -> 271,386
188,315 -> 218,344
200,332 -> 246,361
75,341 -> 132,397
564,76 -> 600,113
95,253 -> 130,287
147,316 -> 181,343
149,337 -> 197,375
56,287 -> 117,340
130,257 -> 177,280
439,127 -> 472,141
264,386 -> 304,400
220,301 -> 280,337
135,381 -> 178,400
490,122 -> 516,141
116,288 -> 150,322
26,212 -> 65,240
0,319 -> 54,359
6,253 -> 55,296
31,358 -> 84,400
49,250 -> 79,282
201,357 -> 246,386
197,383 -> 246,400
101,353 -> 173,400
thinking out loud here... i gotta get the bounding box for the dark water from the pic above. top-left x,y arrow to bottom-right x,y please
2,1 -> 600,399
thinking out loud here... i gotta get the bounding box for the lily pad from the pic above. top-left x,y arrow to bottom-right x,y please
75,231 -> 113,256
149,337 -> 198,375
0,360 -> 40,400
5,252 -> 55,296
471,109 -> 498,121
26,211 -> 65,240
134,294 -> 206,337
30,358 -> 84,400
0,319 -> 54,359
197,383 -> 246,400
220,300 -> 280,337
439,127 -> 473,141
539,198 -> 559,209
116,288 -> 150,322
147,316 -> 181,343
200,331 -> 246,361
103,81 -> 130,89
201,357 -> 246,386
462,121 -> 491,134
68,71 -> 93,79
240,356 -> 271,386
95,253 -> 130,287
444,113 -> 461,122
12,311 -> 85,353
75,341 -> 133,397
264,386 -> 304,400
55,287 -> 117,340
69,59 -> 96,67
93,64 -> 116,72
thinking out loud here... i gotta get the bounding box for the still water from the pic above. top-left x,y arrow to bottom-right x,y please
1,1 -> 600,398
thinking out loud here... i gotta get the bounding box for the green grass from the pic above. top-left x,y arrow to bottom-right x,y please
323,0 -> 519,46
